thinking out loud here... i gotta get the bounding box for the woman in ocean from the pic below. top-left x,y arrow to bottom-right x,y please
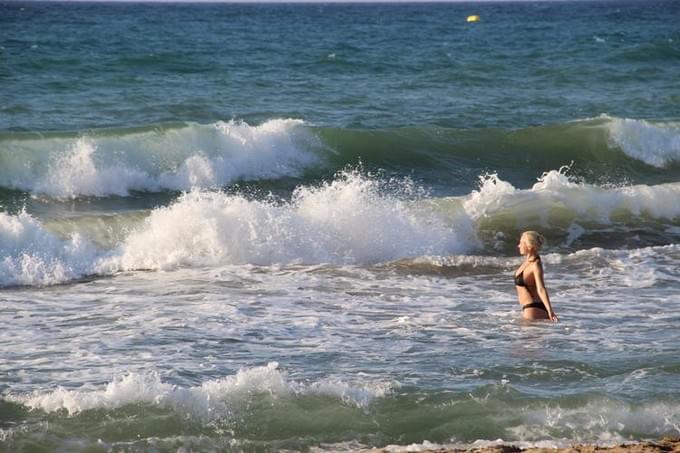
514,231 -> 558,322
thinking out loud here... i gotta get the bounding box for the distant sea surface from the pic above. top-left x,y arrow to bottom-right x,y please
1,1 -> 680,451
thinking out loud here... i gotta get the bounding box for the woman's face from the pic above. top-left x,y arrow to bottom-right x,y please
518,234 -> 529,256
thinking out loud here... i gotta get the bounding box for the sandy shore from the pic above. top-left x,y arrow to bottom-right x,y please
372,438 -> 680,453
464,438 -> 680,453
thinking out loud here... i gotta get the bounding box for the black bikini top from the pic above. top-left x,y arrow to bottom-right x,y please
514,271 -> 528,287
514,256 -> 540,288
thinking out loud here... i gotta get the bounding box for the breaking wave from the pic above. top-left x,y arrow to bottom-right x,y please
1,115 -> 679,199
0,118 -> 322,198
4,374 -> 679,450
7,362 -> 393,417
1,169 -> 679,287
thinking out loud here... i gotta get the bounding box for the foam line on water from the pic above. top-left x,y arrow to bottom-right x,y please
105,170 -> 477,270
8,362 -> 394,417
0,210 -> 101,286
604,115 -> 680,168
0,119 -> 321,198
2,169 -> 680,287
463,168 -> 680,223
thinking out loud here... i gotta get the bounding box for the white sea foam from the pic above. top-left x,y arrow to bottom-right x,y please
463,169 -> 680,223
2,169 -> 680,287
379,399 -> 680,451
381,439 -> 579,452
559,243 -> 680,288
605,116 -> 680,167
0,211 -> 100,286
565,222 -> 586,246
512,399 -> 680,441
0,119 -> 321,198
104,171 -> 476,270
0,170 -> 479,285
9,362 -> 393,417
462,172 -> 517,220
35,138 -> 151,197
382,440 -> 447,452
406,254 -> 516,269
0,171 -> 475,285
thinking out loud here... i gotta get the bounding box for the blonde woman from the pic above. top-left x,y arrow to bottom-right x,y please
514,231 -> 558,322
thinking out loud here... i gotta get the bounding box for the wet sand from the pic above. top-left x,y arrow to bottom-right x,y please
374,438 -> 680,453
465,438 -> 680,453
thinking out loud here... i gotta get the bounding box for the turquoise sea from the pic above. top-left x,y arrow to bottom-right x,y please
1,1 -> 680,451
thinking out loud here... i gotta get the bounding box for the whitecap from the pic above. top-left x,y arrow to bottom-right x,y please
8,362 -> 394,418
0,119 -> 322,198
605,116 -> 680,167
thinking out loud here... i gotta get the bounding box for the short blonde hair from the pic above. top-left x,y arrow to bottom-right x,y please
522,231 -> 545,252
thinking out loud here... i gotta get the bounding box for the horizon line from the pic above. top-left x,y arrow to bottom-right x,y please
2,0 -> 651,3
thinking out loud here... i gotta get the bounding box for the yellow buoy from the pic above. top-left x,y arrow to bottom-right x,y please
467,15 -> 480,23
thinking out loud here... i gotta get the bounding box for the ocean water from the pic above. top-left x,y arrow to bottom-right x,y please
1,1 -> 680,451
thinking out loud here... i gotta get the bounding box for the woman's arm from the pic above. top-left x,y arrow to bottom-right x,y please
533,263 -> 559,322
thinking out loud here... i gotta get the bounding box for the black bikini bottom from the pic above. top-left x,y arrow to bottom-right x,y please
522,301 -> 547,311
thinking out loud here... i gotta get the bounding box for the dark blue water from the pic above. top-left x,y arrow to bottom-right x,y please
1,1 -> 679,131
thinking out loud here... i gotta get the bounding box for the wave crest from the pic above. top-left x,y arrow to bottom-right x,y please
8,362 -> 393,417
0,211 -> 99,286
1,115 -> 679,199
108,170 -> 476,270
606,115 -> 680,168
0,119 -> 321,198
464,168 -> 680,225
2,169 -> 680,287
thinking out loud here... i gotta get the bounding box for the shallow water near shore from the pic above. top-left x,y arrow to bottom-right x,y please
1,1 -> 680,451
